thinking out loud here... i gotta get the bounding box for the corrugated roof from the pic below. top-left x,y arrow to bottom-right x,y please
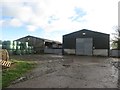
15,35 -> 62,44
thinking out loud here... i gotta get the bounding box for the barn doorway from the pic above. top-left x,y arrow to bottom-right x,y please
76,38 -> 93,56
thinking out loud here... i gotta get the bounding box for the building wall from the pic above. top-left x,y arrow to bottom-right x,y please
63,49 -> 75,54
93,49 -> 108,56
63,29 -> 110,56
44,48 -> 62,54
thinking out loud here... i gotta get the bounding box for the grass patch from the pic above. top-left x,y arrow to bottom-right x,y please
2,60 -> 36,88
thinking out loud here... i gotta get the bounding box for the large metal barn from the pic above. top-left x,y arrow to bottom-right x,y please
62,29 -> 110,56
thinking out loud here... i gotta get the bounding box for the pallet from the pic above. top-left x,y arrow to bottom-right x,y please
0,60 -> 11,67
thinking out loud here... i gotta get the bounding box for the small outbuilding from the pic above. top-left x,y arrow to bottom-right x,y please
62,29 -> 110,56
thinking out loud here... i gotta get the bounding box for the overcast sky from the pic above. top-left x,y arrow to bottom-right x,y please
1,0 -> 119,42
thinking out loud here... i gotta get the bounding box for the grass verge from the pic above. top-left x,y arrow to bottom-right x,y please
2,60 -> 36,88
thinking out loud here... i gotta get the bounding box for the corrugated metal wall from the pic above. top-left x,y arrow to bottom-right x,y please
63,29 -> 110,56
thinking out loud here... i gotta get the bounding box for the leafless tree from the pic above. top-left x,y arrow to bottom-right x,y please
112,26 -> 120,49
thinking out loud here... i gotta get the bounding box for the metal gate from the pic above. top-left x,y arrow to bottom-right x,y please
76,38 -> 93,55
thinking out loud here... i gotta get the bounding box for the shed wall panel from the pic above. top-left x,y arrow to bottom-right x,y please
93,49 -> 108,56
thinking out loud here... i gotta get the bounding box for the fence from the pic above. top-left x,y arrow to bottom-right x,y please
110,49 -> 120,57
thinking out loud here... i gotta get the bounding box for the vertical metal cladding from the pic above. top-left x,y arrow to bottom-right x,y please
63,29 -> 110,56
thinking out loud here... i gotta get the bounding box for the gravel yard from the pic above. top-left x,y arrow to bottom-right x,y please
8,54 -> 120,88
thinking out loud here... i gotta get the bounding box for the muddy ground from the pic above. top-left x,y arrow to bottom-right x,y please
8,54 -> 120,88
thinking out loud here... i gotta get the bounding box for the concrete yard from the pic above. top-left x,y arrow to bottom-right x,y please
8,54 -> 119,88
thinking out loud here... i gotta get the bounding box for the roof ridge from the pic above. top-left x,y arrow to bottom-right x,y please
63,29 -> 109,36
